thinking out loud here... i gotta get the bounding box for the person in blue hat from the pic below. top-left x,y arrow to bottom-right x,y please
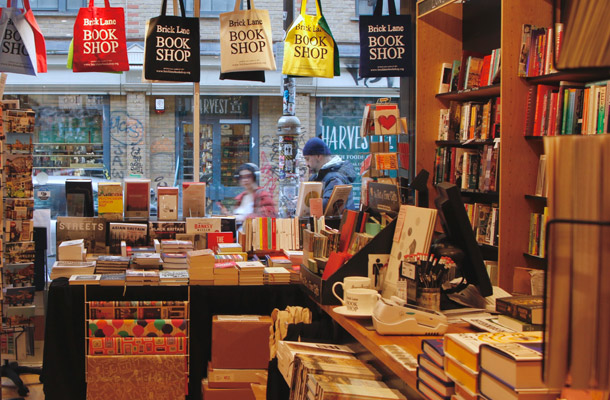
302,136 -> 356,211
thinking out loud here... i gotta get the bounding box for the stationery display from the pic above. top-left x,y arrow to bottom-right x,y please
88,319 -> 188,337
88,300 -> 189,319
144,0 -> 200,82
89,337 -> 187,355
0,0 -> 47,75
282,0 -> 339,78
72,0 -> 129,72
358,0 -> 412,77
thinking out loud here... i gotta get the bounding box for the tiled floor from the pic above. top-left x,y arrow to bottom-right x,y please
2,373 -> 44,399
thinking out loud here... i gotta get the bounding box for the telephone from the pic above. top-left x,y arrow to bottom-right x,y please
372,297 -> 449,335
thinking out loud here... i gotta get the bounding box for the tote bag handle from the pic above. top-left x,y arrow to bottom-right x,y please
373,0 -> 396,17
160,0 -> 186,17
300,0 -> 323,18
233,0 -> 254,12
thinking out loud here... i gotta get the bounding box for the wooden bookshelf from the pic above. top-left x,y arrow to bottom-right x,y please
416,0 -> 558,292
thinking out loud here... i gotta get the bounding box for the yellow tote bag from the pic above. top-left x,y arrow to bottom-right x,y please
282,0 -> 339,78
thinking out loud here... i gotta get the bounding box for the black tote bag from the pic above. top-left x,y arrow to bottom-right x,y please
358,0 -> 412,78
144,0 -> 200,82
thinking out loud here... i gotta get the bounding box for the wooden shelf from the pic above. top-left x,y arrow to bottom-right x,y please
525,194 -> 547,203
523,252 -> 547,262
524,69 -> 610,85
460,190 -> 499,203
435,84 -> 501,101
435,139 -> 496,147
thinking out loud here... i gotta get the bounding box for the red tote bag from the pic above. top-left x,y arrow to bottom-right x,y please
72,0 -> 129,72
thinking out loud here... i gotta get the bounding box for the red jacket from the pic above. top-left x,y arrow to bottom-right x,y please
234,188 -> 277,219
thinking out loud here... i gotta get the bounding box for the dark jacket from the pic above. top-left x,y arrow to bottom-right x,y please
310,155 -> 356,211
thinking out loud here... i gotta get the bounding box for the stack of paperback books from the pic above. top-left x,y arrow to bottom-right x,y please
186,249 -> 215,285
262,267 -> 291,285
50,260 -> 97,280
235,261 -> 265,286
95,255 -> 131,274
125,269 -> 160,286
213,259 -> 238,286
58,239 -> 87,261
416,338 -> 455,400
159,270 -> 189,286
131,253 -> 162,269
161,252 -> 188,270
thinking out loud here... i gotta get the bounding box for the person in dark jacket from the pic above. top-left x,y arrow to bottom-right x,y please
219,163 -> 277,222
302,137 -> 356,211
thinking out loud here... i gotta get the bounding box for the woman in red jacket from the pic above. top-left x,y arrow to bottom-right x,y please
219,163 -> 277,223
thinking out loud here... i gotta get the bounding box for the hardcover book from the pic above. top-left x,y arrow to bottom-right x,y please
65,178 -> 94,217
324,184 -> 352,217
495,295 -> 544,324
157,186 -> 179,221
148,221 -> 186,246
182,181 -> 206,218
108,222 -> 148,255
123,178 -> 151,220
57,216 -> 107,255
295,181 -> 323,218
479,342 -> 546,390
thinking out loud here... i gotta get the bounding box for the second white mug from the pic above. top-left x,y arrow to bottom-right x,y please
332,276 -> 372,303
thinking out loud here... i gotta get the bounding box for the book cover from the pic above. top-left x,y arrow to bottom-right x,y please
157,186 -> 179,221
4,241 -> 36,264
373,104 -> 401,135
496,295 -> 544,324
449,60 -> 461,92
108,222 -> 148,255
207,232 -> 234,252
4,198 -> 34,220
182,182 -> 206,218
5,219 -> 34,242
464,56 -> 484,90
147,221 -> 186,246
324,184 -> 352,217
3,263 -> 35,288
439,62 -> 453,93
422,338 -> 445,368
123,178 -> 150,220
57,216 -> 107,255
295,181 -> 323,218
69,274 -> 102,285
4,286 -> 36,306
97,182 -> 123,218
65,178 -> 94,217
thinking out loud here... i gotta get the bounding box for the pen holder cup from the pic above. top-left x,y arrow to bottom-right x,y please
417,287 -> 441,311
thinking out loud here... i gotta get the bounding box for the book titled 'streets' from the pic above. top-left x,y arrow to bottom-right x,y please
57,216 -> 107,255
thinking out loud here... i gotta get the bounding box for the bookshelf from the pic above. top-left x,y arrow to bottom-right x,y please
417,0 -> 610,291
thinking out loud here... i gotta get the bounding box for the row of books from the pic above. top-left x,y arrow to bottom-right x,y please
518,23 -> 563,78
528,209 -> 548,259
464,202 -> 499,247
523,80 -> 610,137
441,49 -> 501,95
239,217 -> 301,252
56,216 -> 236,255
438,99 -> 501,142
433,145 -> 499,193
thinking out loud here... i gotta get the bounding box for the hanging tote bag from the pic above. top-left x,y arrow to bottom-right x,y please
72,0 -> 129,72
282,0 -> 339,78
0,0 -> 39,75
358,0 -> 412,78
20,0 -> 46,72
144,0 -> 200,82
219,0 -> 275,73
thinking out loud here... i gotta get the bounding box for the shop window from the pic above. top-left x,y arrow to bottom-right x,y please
356,0 -> 399,16
31,0 -> 84,12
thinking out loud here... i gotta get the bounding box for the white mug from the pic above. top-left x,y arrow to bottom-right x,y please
332,276 -> 372,303
343,288 -> 381,314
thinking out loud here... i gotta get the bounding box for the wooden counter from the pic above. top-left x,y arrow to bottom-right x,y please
320,304 -> 472,392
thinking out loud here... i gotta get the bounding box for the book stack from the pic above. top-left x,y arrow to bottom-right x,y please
290,354 -> 402,400
235,261 -> 265,286
159,270 -> 189,286
186,249 -> 215,285
58,239 -> 87,261
216,242 -> 242,254
276,341 -> 356,385
416,338 -> 455,400
125,269 -> 160,286
50,260 -> 97,280
213,260 -> 238,286
443,332 -> 543,399
263,267 -> 291,285
495,295 -> 544,332
160,239 -> 193,254
94,255 -> 131,274
69,274 -> 102,285
283,250 -> 303,266
478,342 -> 560,400
161,252 -> 188,270
121,242 -> 157,258
99,273 -> 126,287
131,252 -> 162,270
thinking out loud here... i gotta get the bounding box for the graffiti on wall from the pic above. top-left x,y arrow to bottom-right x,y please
109,110 -> 145,178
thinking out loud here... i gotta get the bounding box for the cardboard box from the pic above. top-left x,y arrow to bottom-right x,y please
207,362 -> 267,388
211,315 -> 272,369
202,382 -> 255,400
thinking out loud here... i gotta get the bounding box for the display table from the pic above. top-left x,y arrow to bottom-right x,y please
41,279 -> 314,400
